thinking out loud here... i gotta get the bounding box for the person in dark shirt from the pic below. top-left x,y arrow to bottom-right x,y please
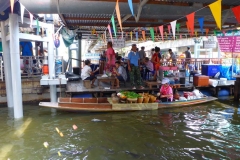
185,47 -> 191,67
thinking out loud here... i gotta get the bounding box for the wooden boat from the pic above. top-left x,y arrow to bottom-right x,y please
39,96 -> 218,112
158,96 -> 218,108
39,97 -> 158,112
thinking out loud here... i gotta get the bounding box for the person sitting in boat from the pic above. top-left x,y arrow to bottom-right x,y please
81,60 -> 97,87
159,78 -> 173,102
113,61 -> 127,88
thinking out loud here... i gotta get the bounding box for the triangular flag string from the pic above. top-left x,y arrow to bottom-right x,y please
29,13 -> 33,28
20,3 -> 25,24
209,0 -> 222,30
176,23 -> 180,33
142,30 -> 146,41
135,32 -> 138,41
167,25 -> 171,35
150,28 -> 155,41
111,15 -> 117,37
10,0 -> 14,13
232,6 -> 240,24
159,26 -> 164,41
107,24 -> 113,43
170,20 -> 177,40
205,28 -> 209,37
198,17 -> 204,34
186,12 -> 195,36
116,0 -> 123,31
128,0 -> 134,16
130,31 -> 133,41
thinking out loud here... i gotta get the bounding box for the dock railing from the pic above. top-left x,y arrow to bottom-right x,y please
162,57 -> 240,78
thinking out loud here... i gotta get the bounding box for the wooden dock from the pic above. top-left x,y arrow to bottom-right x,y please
66,80 -> 193,97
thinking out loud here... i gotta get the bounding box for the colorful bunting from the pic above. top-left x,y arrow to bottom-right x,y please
176,23 -> 180,33
107,25 -> 113,43
209,0 -> 222,30
198,17 -> 204,34
154,27 -> 158,34
159,26 -> 164,41
186,12 -> 195,36
195,31 -> 198,37
128,0 -> 134,16
213,30 -> 217,36
111,15 -> 117,37
150,28 -> 155,41
205,28 -> 209,37
135,32 -> 138,41
170,20 -> 177,40
116,0 -> 123,31
130,31 -> 133,41
142,30 -> 146,41
232,6 -> 240,24
29,13 -> 33,28
10,0 -> 14,13
167,25 -> 171,35
20,3 -> 25,24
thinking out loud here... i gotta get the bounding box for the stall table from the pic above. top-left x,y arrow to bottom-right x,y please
97,75 -> 115,88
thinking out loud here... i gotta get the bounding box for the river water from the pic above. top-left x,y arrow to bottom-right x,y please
0,100 -> 240,160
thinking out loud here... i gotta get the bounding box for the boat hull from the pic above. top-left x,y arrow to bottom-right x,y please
39,97 -> 217,112
158,96 -> 218,108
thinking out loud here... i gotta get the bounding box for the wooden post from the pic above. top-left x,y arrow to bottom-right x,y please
234,76 -> 240,101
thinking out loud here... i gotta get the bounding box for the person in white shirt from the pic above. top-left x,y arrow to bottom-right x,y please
81,60 -> 96,87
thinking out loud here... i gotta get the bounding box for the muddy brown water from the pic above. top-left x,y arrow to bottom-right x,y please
0,100 -> 239,160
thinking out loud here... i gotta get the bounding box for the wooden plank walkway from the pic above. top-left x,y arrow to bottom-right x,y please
66,80 -> 193,94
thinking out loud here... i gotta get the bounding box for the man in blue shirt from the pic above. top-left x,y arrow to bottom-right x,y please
20,41 -> 33,56
127,44 -> 144,89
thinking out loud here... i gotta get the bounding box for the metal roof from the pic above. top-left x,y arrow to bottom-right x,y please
17,0 -> 240,40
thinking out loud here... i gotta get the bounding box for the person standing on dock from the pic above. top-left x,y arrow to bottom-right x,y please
127,44 -> 144,89
105,41 -> 116,71
185,47 -> 191,67
138,46 -> 146,64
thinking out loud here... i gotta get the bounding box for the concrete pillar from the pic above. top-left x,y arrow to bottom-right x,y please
194,43 -> 198,58
9,14 -> 23,118
78,39 -> 82,75
1,22 -> 13,108
47,24 -> 57,102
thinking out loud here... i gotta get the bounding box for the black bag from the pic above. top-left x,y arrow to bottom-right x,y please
65,72 -> 81,81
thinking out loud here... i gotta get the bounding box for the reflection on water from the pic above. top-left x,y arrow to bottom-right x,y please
0,102 -> 239,159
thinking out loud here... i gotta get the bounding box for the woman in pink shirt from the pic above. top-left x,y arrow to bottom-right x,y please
105,41 -> 116,71
159,78 -> 173,102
